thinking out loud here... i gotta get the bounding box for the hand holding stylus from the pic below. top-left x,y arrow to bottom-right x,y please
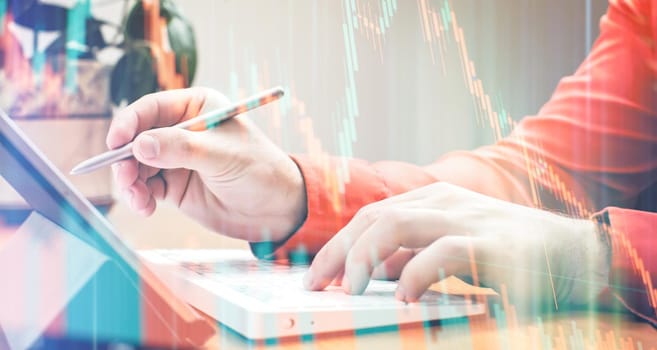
104,87 -> 307,243
72,87 -> 285,175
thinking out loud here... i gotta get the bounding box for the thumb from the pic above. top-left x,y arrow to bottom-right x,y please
132,127 -> 216,173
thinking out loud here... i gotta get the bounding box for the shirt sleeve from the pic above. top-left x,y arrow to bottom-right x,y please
482,0 -> 657,212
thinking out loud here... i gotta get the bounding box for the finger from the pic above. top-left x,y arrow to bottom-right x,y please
396,236 -> 476,302
303,205 -> 386,291
128,179 -> 152,213
344,209 -> 454,295
137,193 -> 157,217
139,163 -> 160,182
371,248 -> 417,281
305,201 -> 436,292
158,168 -> 194,207
112,158 -> 139,190
146,174 -> 166,201
330,270 -> 345,286
106,87 -> 228,149
132,128 -> 221,173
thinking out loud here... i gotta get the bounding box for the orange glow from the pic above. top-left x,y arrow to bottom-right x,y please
142,0 -> 187,91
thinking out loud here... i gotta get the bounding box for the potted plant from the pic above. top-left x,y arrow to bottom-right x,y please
0,0 -> 197,224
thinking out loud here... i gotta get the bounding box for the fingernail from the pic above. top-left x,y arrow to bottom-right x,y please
303,272 -> 314,290
137,135 -> 159,159
395,285 -> 406,302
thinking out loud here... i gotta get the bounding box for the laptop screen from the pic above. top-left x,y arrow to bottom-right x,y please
0,108 -> 135,271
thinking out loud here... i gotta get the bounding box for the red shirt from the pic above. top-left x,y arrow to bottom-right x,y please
258,0 -> 657,327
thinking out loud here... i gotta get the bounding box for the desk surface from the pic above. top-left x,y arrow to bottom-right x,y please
1,202 -> 656,349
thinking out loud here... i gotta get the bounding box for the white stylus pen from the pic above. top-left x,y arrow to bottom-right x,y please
70,86 -> 284,175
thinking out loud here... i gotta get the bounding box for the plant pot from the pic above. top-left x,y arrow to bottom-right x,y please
0,116 -> 114,225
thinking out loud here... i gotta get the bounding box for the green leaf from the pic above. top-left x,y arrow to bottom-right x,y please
166,15 -> 196,85
110,45 -> 158,105
123,0 -> 196,86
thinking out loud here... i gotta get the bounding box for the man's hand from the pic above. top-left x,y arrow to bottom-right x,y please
106,87 -> 307,242
304,182 -> 607,311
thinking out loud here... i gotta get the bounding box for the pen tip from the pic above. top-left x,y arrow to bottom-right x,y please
70,165 -> 83,175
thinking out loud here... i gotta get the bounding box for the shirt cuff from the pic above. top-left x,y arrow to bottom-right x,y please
250,154 -> 389,263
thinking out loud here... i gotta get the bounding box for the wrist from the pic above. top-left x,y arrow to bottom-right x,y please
250,157 -> 308,260
283,158 -> 309,237
555,217 -> 610,306
269,156 -> 309,243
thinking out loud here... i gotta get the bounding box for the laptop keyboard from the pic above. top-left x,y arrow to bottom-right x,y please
148,249 -> 471,310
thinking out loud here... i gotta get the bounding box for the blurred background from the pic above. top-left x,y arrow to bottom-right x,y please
6,0 -> 608,161
170,0 -> 608,164
0,0 -> 609,248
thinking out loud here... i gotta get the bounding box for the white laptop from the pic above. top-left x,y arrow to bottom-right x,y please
0,108 -> 485,344
140,248 -> 486,340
